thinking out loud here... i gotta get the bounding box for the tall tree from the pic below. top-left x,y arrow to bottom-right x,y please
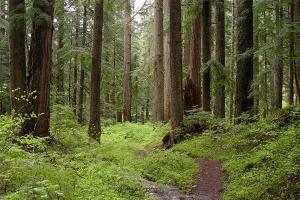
56,0 -> 64,99
123,0 -> 132,122
88,0 -> 104,142
154,0 -> 164,122
24,0 -> 55,137
272,2 -> 283,109
169,0 -> 183,130
234,0 -> 254,118
189,0 -> 201,108
214,0 -> 225,118
294,0 -> 300,102
8,0 -> 26,115
289,1 -> 294,105
78,4 -> 87,124
202,0 -> 211,111
163,0 -> 171,120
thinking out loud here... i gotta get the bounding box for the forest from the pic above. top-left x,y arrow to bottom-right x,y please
0,0 -> 300,199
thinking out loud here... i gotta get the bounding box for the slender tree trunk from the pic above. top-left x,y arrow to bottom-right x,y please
78,4 -> 87,124
111,38 -> 117,120
234,0 -> 254,118
289,2 -> 294,105
202,0 -> 211,111
169,0 -> 183,130
163,0 -> 171,120
272,2 -> 283,109
229,0 -> 235,120
262,11 -> 269,117
8,0 -> 26,115
25,0 -> 54,137
294,0 -> 300,103
73,19 -> 79,114
123,0 -> 132,122
154,0 -> 164,122
56,0 -> 64,100
214,0 -> 225,118
88,0 -> 104,142
189,0 -> 201,108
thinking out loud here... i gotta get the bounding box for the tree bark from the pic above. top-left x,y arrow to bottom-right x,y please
234,0 -> 254,118
73,13 -> 79,115
8,0 -> 27,115
123,0 -> 132,122
294,0 -> 300,103
154,0 -> 164,122
214,0 -> 225,118
189,0 -> 201,108
25,0 -> 55,137
163,0 -> 171,120
78,4 -> 87,124
272,2 -> 283,109
289,2 -> 294,105
202,0 -> 211,112
229,0 -> 235,120
88,0 -> 104,142
56,0 -> 64,100
169,0 -> 183,130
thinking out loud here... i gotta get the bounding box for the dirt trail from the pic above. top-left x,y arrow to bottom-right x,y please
139,158 -> 224,200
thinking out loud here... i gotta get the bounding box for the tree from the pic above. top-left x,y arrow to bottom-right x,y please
164,0 -> 171,120
214,0 -> 225,118
272,2 -> 283,109
78,4 -> 87,124
88,0 -> 104,142
234,0 -> 253,118
56,0 -> 65,100
294,0 -> 300,102
202,0 -> 211,111
154,0 -> 164,122
188,0 -> 201,108
8,0 -> 26,115
123,0 -> 132,122
169,0 -> 183,130
24,0 -> 55,137
289,1 -> 294,105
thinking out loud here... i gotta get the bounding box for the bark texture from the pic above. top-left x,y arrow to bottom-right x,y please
289,2 -> 294,105
272,3 -> 283,109
169,0 -> 183,129
8,0 -> 26,115
123,0 -> 132,122
88,0 -> 104,142
214,0 -> 225,118
154,0 -> 164,122
234,0 -> 254,118
202,0 -> 211,112
25,0 -> 54,137
56,0 -> 64,98
163,0 -> 171,120
189,1 -> 202,108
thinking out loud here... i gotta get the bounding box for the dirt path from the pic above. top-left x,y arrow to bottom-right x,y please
189,158 -> 224,200
139,158 -> 224,200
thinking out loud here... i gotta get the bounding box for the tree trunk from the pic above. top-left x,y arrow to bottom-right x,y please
154,0 -> 164,122
123,0 -> 132,122
189,0 -> 201,108
272,2 -> 283,109
88,0 -> 103,142
202,0 -> 211,112
56,0 -> 64,100
78,4 -> 87,124
294,0 -> 300,103
234,0 -> 254,118
229,0 -> 235,120
169,0 -> 183,130
214,0 -> 225,118
163,0 -> 171,120
25,0 -> 54,137
73,17 -> 79,115
289,2 -> 294,105
8,0 -> 26,115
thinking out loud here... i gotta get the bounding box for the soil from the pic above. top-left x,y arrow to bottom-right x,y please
139,158 -> 224,200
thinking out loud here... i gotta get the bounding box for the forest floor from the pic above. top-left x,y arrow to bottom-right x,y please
0,108 -> 299,199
